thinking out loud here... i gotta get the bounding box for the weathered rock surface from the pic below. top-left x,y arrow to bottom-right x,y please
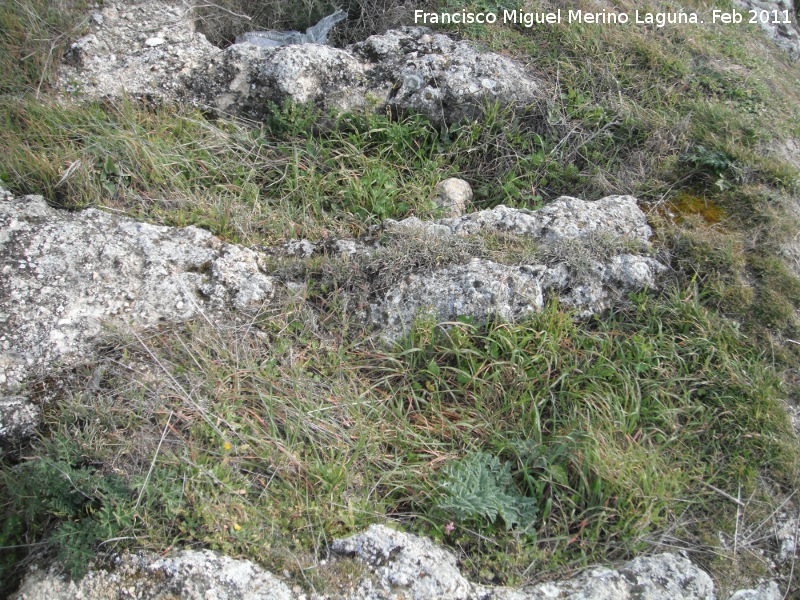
16,549 -> 296,600
734,0 -> 800,60
373,258 -> 548,341
727,582 -> 782,600
434,178 -> 473,217
0,395 -> 40,448
371,196 -> 664,341
59,1 -> 544,126
382,195 -> 653,242
0,189 -> 665,390
369,252 -> 663,342
523,551 -> 716,599
60,0 -> 217,98
188,26 -> 543,126
0,194 -> 275,391
454,195 -> 651,242
331,525 -> 475,599
17,525 -> 721,599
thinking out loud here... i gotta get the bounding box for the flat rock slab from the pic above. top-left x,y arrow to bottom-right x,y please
0,195 -> 275,391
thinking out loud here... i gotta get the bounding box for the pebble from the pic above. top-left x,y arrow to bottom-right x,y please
145,37 -> 165,47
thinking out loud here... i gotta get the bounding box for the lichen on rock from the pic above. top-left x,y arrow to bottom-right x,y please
57,1 -> 544,128
16,524 -> 722,599
0,194 -> 275,391
371,195 -> 665,342
0,395 -> 40,448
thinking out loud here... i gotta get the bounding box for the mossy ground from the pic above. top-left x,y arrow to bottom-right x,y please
2,0 -> 800,597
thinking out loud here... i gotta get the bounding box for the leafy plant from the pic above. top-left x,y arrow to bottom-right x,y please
438,451 -> 538,531
1,438 -> 134,583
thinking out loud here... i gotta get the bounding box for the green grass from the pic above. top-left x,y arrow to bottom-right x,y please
0,0 -> 90,96
2,289 -> 797,593
3,0 -> 800,596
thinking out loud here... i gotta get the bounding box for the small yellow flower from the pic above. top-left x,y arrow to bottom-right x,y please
223,442 -> 231,451
233,523 -> 241,531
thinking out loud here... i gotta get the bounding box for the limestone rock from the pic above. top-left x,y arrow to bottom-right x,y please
433,178 -> 472,217
734,0 -> 800,60
57,0 -> 217,98
0,195 -> 275,391
349,27 -> 543,126
16,525 -> 721,600
58,1 -> 544,127
438,195 -> 653,243
727,581 -> 782,600
208,42 -> 369,115
148,551 -> 296,599
371,258 -> 547,341
373,196 -> 664,342
15,550 -> 295,600
0,396 -> 40,447
331,524 -> 474,599
191,26 -> 543,125
332,525 -> 716,600
525,552 -> 715,599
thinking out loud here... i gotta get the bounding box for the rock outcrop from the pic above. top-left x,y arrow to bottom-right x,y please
734,0 -> 800,60
16,524 -> 728,599
0,191 -> 664,390
188,26 -> 543,126
16,549 -> 296,600
0,194 -> 275,391
60,1 -> 217,99
59,1 -> 544,127
370,195 -> 664,341
334,525 -> 718,600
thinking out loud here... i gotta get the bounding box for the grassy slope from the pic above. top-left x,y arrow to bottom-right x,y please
2,0 -> 800,596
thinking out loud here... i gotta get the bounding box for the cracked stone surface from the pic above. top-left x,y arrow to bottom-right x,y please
1,191 -> 665,389
16,550 -> 295,600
